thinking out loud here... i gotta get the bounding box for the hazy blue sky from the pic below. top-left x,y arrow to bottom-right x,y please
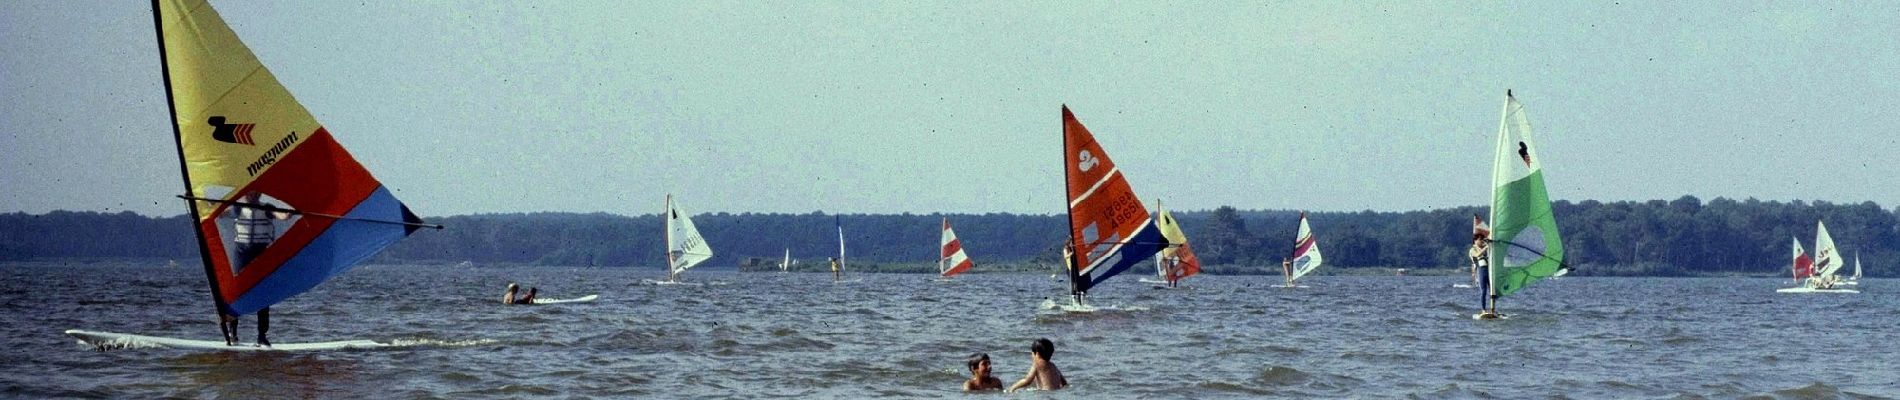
4,2 -> 1897,217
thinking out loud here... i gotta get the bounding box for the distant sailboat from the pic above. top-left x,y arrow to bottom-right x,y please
833,215 -> 856,282
1141,199 -> 1201,288
1281,212 -> 1324,288
68,0 -> 440,351
780,248 -> 790,272
939,218 -> 974,279
1053,106 -> 1170,310
663,195 -> 713,283
1476,90 -> 1570,320
1790,237 -> 1814,283
1845,253 -> 1862,285
1780,221 -> 1857,293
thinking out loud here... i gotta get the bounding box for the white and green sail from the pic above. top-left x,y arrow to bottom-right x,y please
1486,90 -> 1566,299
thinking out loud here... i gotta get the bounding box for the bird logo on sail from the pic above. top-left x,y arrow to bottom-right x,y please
1077,150 -> 1099,172
207,116 -> 256,145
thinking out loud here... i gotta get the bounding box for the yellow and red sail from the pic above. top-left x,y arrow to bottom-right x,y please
157,0 -> 427,316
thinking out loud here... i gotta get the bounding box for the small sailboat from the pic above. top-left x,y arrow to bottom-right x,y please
780,248 -> 791,272
68,0 -> 441,351
661,195 -> 713,283
1149,200 -> 1201,288
1780,221 -> 1857,293
1050,106 -> 1171,311
1279,212 -> 1324,288
1845,253 -> 1862,285
832,215 -> 859,283
938,218 -> 975,280
1475,90 -> 1570,320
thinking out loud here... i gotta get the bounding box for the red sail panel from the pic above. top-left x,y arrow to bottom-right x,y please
1168,242 -> 1202,281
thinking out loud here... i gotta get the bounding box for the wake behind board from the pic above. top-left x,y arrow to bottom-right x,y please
530,294 -> 599,304
66,329 -> 391,352
1775,287 -> 1859,294
1452,284 -> 1476,289
641,280 -> 727,286
1470,313 -> 1509,320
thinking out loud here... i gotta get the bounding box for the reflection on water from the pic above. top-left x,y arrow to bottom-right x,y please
3,263 -> 1897,399
177,352 -> 363,399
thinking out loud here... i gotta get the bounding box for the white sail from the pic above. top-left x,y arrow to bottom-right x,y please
665,195 -> 713,276
836,216 -> 846,275
1289,213 -> 1324,283
1814,221 -> 1843,278
1852,254 -> 1862,281
781,248 -> 790,272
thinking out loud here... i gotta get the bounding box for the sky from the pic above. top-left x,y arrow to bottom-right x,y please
3,2 -> 1898,217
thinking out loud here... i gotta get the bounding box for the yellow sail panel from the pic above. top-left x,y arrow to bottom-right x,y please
160,0 -> 322,220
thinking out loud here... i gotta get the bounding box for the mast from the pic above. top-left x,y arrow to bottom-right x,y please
835,215 -> 845,278
665,194 -> 676,282
939,217 -> 948,275
1061,105 -> 1082,304
1154,199 -> 1165,281
152,0 -> 227,324
1291,211 -> 1305,286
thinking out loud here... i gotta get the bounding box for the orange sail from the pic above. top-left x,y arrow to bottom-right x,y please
1062,106 -> 1167,294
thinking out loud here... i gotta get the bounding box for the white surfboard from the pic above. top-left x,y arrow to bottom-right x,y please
66,329 -> 392,352
528,294 -> 599,304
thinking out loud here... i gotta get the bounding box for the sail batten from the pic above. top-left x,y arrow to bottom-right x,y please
155,0 -> 427,317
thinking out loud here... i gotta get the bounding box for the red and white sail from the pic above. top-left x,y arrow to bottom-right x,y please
1792,237 -> 1813,282
940,218 -> 974,277
1287,212 -> 1324,283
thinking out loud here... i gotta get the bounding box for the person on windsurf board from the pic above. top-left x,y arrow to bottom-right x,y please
220,192 -> 289,346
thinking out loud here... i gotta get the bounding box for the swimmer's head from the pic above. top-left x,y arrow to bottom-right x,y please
967,353 -> 991,374
1031,338 -> 1055,361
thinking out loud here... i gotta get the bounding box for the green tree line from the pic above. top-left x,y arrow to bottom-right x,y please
2,196 -> 1893,277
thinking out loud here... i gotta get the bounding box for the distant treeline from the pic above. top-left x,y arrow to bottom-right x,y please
2,196 -> 1894,277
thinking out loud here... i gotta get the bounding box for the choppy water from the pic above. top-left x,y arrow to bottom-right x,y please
3,262 -> 1896,399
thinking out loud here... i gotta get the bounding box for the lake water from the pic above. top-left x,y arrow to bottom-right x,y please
3,262 -> 1894,399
